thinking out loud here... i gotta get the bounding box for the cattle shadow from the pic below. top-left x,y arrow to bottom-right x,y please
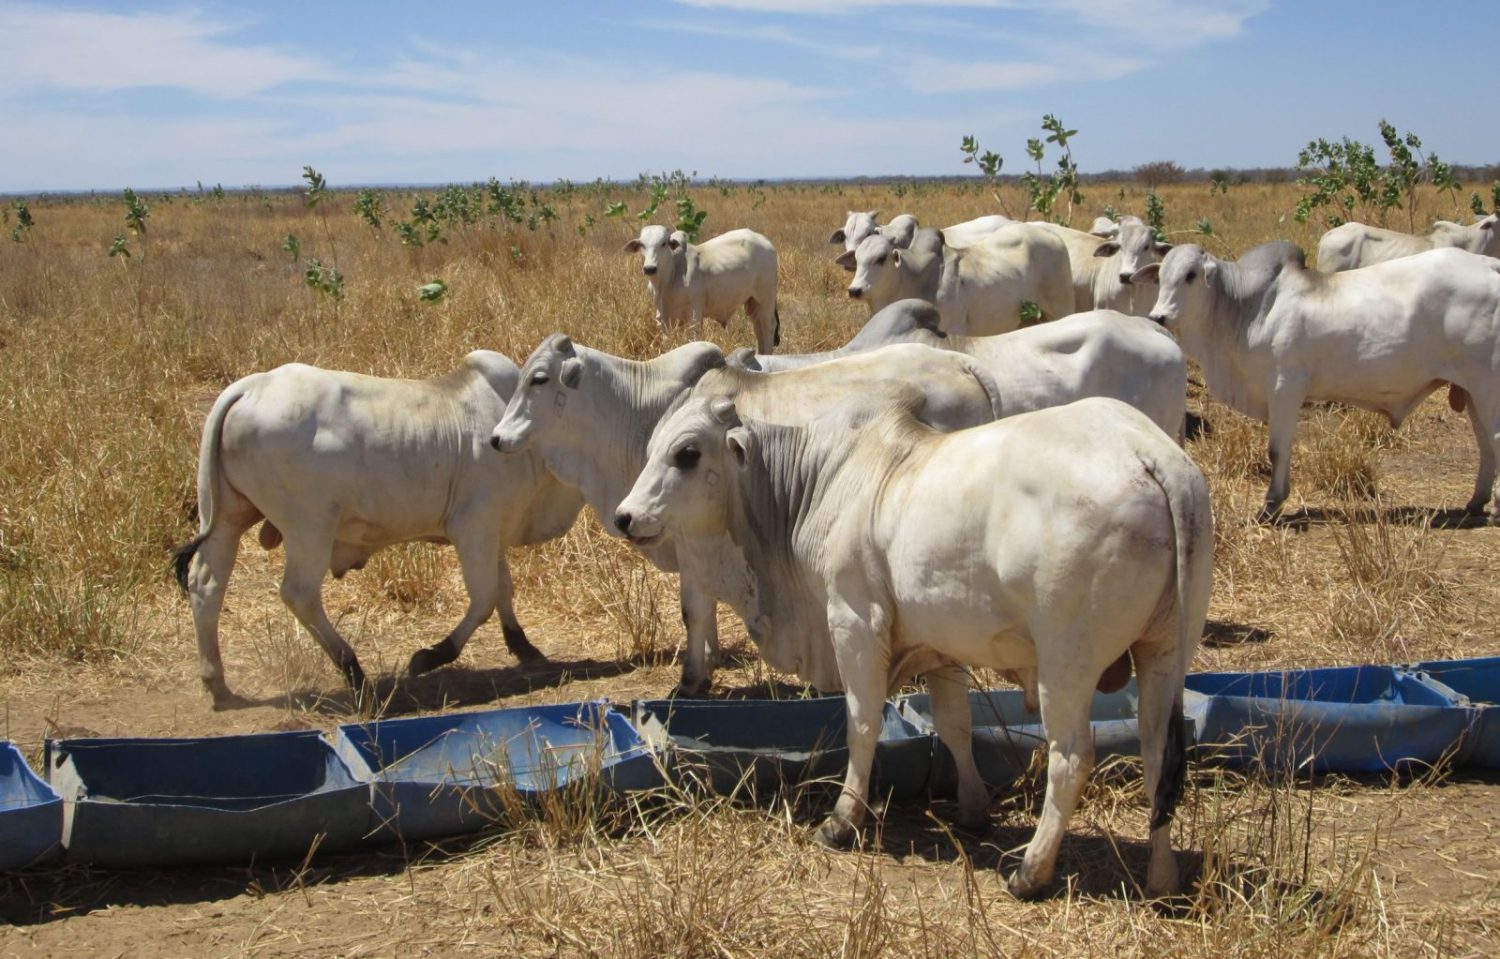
220,654 -> 649,719
1202,619 -> 1274,648
1272,504 -> 1490,531
0,839 -> 480,927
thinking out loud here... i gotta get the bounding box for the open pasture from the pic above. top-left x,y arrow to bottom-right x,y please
1,179 -> 1497,957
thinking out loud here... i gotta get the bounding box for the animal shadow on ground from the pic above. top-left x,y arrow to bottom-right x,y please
1202,619 -> 1274,648
1274,504 -> 1490,531
0,841 -> 479,927
223,654 -> 649,719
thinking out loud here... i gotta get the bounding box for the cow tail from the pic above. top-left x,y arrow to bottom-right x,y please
171,381 -> 248,593
1146,453 -> 1212,832
773,306 -> 781,348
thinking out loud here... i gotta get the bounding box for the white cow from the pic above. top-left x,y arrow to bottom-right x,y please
829,212 -> 1007,252
172,352 -> 586,708
743,302 -> 1187,442
616,393 -> 1212,899
829,211 -> 918,252
836,226 -> 1073,335
1317,215 -> 1500,273
489,335 -> 728,695
1137,243 -> 1500,520
625,225 -> 781,353
1035,215 -> 1168,315
490,335 -> 1000,694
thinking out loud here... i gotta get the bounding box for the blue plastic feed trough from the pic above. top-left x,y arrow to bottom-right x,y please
632,697 -> 932,800
46,730 -> 373,868
336,701 -> 661,842
0,742 -> 63,871
1403,657 -> 1500,768
1184,665 -> 1471,773
899,683 -> 1151,797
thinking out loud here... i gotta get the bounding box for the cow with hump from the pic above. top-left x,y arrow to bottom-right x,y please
1316,215 -> 1500,273
836,225 -> 1074,335
1136,242 -> 1500,521
615,390 -> 1213,899
624,225 -> 781,353
172,351 -> 585,709
488,334 -> 1000,695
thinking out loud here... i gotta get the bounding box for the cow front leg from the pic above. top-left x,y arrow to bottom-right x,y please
816,599 -> 888,849
1462,397 -> 1498,518
410,531 -> 530,676
673,581 -> 719,697
1259,380 -> 1306,522
1008,672 -> 1095,900
925,665 -> 991,834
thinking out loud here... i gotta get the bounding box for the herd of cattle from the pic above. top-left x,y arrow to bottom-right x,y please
171,207 -> 1500,898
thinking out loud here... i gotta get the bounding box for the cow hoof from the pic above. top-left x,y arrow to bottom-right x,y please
814,816 -> 858,850
409,638 -> 461,677
1254,504 -> 1283,526
1006,867 -> 1053,901
671,677 -> 712,699
502,625 -> 547,664
951,807 -> 993,838
208,687 -> 252,712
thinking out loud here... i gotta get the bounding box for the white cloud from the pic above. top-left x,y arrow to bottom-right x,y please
0,2 -> 332,98
673,0 -> 1017,12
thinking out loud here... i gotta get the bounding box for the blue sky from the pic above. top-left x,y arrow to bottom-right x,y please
2,1 -> 1495,192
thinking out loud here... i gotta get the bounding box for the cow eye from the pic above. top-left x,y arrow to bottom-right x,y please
674,446 -> 701,470
530,371 -> 550,385
875,255 -> 887,266
1184,271 -> 1196,284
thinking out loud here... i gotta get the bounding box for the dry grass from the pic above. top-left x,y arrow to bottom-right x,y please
1,180 -> 1497,956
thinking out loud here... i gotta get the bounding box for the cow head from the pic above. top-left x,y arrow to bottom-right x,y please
838,233 -> 908,303
830,210 -> 879,251
490,333 -> 585,453
624,224 -> 682,277
1141,244 -> 1215,329
1095,215 -> 1171,285
615,396 -> 745,545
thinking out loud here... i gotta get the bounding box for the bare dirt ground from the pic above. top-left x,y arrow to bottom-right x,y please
2,388 -> 1499,958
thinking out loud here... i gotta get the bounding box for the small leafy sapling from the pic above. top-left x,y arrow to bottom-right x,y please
10,200 -> 34,243
353,189 -> 384,231
282,234 -> 301,261
417,279 -> 448,303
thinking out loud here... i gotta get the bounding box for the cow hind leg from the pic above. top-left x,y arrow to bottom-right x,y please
277,532 -> 369,705
1131,640 -> 1187,898
925,665 -> 991,834
181,510 -> 259,709
745,297 -> 778,354
410,532 -> 535,677
1461,397 -> 1498,517
1008,670 -> 1096,900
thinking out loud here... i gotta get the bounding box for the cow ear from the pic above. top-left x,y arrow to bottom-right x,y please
1092,241 -> 1120,258
560,357 -> 584,389
624,239 -> 643,253
1482,215 -> 1497,230
1153,241 -> 1174,255
1131,263 -> 1161,285
834,249 -> 857,272
554,334 -> 575,355
726,427 -> 753,470
829,229 -> 846,245
892,250 -> 903,268
667,235 -> 682,250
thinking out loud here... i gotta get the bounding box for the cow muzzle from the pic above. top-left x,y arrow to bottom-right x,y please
614,510 -> 663,546
847,287 -> 863,299
1118,273 -> 1134,285
642,265 -> 658,276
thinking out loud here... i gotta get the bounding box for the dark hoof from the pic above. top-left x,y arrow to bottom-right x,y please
1254,504 -> 1284,525
1007,867 -> 1054,901
409,637 -> 460,677
815,816 -> 858,850
950,807 -> 993,839
501,624 -> 547,664
671,677 -> 712,699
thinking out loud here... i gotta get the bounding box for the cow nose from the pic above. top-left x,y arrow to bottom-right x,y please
643,265 -> 657,276
1118,273 -> 1133,285
490,435 -> 503,451
1149,314 -> 1167,326
614,512 -> 632,535
848,288 -> 862,299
